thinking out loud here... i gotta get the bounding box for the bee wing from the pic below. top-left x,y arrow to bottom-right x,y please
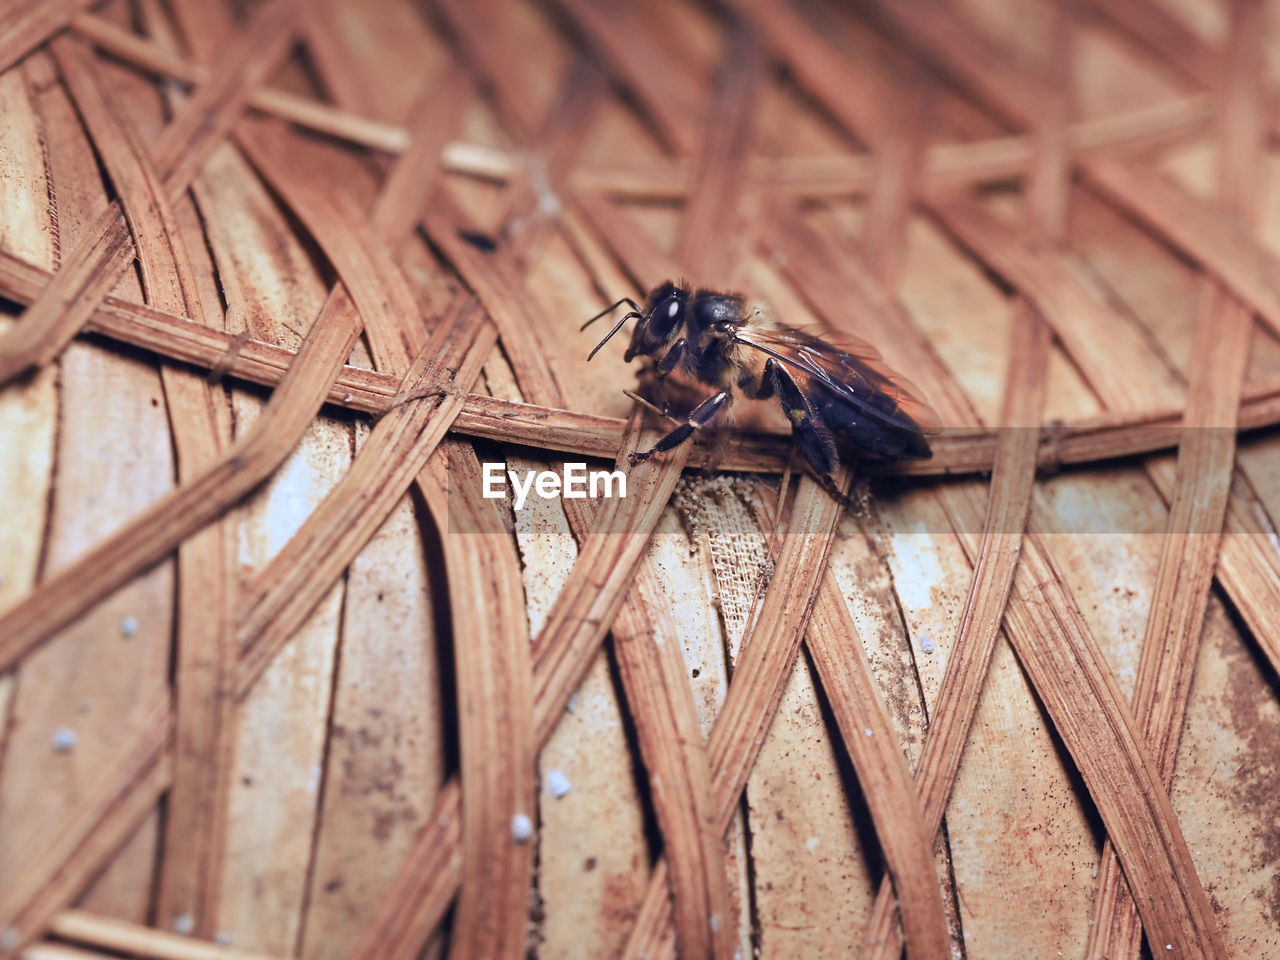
734,325 -> 942,435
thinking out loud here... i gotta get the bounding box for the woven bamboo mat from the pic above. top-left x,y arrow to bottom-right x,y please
2,0 -> 1280,957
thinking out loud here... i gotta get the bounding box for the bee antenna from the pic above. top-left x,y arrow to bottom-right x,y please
581,297 -> 641,331
586,311 -> 640,361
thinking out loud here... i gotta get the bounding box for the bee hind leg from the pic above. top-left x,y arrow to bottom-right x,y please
631,390 -> 731,464
769,361 -> 849,504
790,427 -> 853,504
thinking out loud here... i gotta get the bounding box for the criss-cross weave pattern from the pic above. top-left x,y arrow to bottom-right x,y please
1,1 -> 1279,958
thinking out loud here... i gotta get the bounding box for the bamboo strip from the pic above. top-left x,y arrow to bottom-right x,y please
765,179 -> 1225,957
0,44 -> 172,928
858,69 -> 928,292
233,306 -> 492,696
0,695 -> 173,959
0,281 -> 361,671
855,0 -> 1280,352
346,16 -> 727,946
603,34 -> 761,959
129,2 -> 239,936
48,911 -> 289,960
862,300 -> 1051,960
1089,3 -> 1262,955
1,4 -> 1276,957
22,944 -> 113,960
745,488 -> 954,960
541,0 -> 703,154
928,190 -> 1280,680
0,0 -> 98,77
1088,290 -> 1253,960
0,18 -> 457,679
442,24 -> 742,953
510,93 -> 1207,198
620,472 -> 855,960
1083,157 -> 1280,341
865,20 -> 1064,952
221,114 -> 490,696
4,252 -> 1279,476
0,0 -> 299,383
67,10 -> 1211,200
421,444 -> 534,960
608,563 -> 735,960
50,31 -> 237,936
70,13 -> 412,153
432,0 -> 541,140
173,2 -> 366,940
1003,535 -> 1226,959
345,413 -> 689,960
782,33 -> 949,958
1080,0 -> 1220,88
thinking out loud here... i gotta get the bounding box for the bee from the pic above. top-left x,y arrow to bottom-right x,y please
583,281 -> 939,493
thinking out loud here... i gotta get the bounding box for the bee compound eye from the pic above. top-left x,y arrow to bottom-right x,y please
649,295 -> 684,338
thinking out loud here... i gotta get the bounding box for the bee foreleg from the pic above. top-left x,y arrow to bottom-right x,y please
655,338 -> 687,377
651,338 -> 688,413
630,389 -> 731,463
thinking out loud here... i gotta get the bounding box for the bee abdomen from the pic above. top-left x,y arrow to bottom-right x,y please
817,391 -> 932,460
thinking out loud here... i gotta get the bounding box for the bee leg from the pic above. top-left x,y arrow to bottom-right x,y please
631,390 -> 731,463
652,338 -> 688,414
768,362 -> 848,502
623,389 -> 681,425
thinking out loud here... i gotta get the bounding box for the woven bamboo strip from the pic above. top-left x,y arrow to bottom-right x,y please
349,12 -> 740,952
0,0 -> 98,76
0,0 -> 298,383
870,0 -> 1280,695
0,695 -> 173,958
0,279 -> 361,669
346,412 -> 688,960
434,20 -> 733,949
70,13 -> 412,153
1,1 -> 1278,957
6,248 -> 1280,476
1081,0 -> 1220,87
1089,2 -> 1263,956
777,155 -> 1222,959
1,24 -> 471,957
48,911 -> 288,960
233,307 -> 492,696
0,26 -> 463,671
591,32 -> 757,958
862,300 -> 1051,959
69,7 -> 1213,200
51,29 -> 237,935
424,444 -> 535,960
771,198 -> 1082,953
0,39 -> 176,943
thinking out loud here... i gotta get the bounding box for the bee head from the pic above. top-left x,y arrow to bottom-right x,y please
625,282 -> 689,361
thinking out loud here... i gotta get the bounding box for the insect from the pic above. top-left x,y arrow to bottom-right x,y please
583,281 -> 939,495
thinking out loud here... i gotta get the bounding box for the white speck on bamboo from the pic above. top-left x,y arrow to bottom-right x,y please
52,727 -> 78,752
546,769 -> 571,798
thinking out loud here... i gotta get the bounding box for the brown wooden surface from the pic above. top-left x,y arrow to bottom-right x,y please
3,1 -> 1280,958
